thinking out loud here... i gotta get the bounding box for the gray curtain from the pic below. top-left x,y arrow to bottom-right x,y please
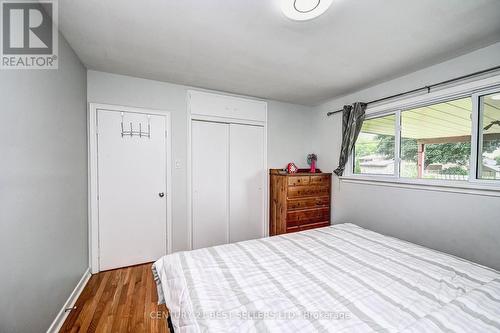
333,102 -> 367,176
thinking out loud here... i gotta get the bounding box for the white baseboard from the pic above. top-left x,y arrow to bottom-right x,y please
46,268 -> 91,333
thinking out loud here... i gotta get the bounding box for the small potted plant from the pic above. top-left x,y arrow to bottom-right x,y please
307,154 -> 317,173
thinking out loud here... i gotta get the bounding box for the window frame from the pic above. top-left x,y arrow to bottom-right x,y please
470,86 -> 500,186
344,77 -> 500,192
351,111 -> 400,178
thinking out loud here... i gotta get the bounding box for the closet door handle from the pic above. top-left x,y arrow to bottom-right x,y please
159,192 -> 165,198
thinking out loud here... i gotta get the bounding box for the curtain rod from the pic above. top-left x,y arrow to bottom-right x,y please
326,65 -> 500,117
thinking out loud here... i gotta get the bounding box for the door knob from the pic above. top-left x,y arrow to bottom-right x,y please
159,192 -> 165,198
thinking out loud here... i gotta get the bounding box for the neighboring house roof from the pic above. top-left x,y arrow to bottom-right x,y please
483,165 -> 498,173
482,158 -> 500,172
360,159 -> 394,167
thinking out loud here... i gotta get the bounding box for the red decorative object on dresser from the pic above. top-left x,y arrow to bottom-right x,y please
269,168 -> 332,236
286,162 -> 298,174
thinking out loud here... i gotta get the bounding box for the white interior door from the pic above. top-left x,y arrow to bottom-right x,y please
97,110 -> 167,271
229,124 -> 265,242
191,120 -> 229,249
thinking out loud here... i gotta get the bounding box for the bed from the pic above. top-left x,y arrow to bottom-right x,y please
152,223 -> 500,332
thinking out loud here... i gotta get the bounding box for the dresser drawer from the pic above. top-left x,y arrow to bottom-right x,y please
287,176 -> 310,186
310,175 -> 330,186
287,185 -> 329,198
287,207 -> 330,225
287,197 -> 330,210
286,219 -> 301,228
300,221 -> 330,231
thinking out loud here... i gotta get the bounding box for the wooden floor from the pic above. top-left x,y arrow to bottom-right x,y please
60,263 -> 170,333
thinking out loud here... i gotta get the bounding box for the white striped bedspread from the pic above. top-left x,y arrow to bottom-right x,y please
152,223 -> 500,332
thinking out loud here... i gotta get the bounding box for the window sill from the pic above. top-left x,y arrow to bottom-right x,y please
339,176 -> 500,197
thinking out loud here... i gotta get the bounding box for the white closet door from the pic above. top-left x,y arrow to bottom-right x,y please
229,124 -> 265,243
192,121 -> 229,249
97,110 -> 167,271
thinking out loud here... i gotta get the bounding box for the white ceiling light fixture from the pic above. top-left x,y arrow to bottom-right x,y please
281,0 -> 334,21
490,94 -> 500,101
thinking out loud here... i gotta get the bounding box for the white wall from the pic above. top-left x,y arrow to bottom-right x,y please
267,100 -> 314,168
87,70 -> 314,252
0,36 -> 88,332
312,42 -> 500,270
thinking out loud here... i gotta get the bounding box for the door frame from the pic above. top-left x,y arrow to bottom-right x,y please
88,103 -> 173,274
186,92 -> 268,250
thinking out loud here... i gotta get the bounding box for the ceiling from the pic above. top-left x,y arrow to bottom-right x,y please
58,0 -> 500,105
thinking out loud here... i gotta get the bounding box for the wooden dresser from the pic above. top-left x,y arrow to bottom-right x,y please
269,169 -> 332,236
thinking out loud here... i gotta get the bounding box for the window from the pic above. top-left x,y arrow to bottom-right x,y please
477,92 -> 500,180
354,114 -> 395,175
400,97 -> 472,180
346,84 -> 500,188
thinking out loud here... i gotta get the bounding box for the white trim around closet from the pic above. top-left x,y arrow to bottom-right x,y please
87,103 -> 173,274
186,90 -> 269,250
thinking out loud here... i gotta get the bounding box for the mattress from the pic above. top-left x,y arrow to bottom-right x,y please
152,223 -> 500,332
